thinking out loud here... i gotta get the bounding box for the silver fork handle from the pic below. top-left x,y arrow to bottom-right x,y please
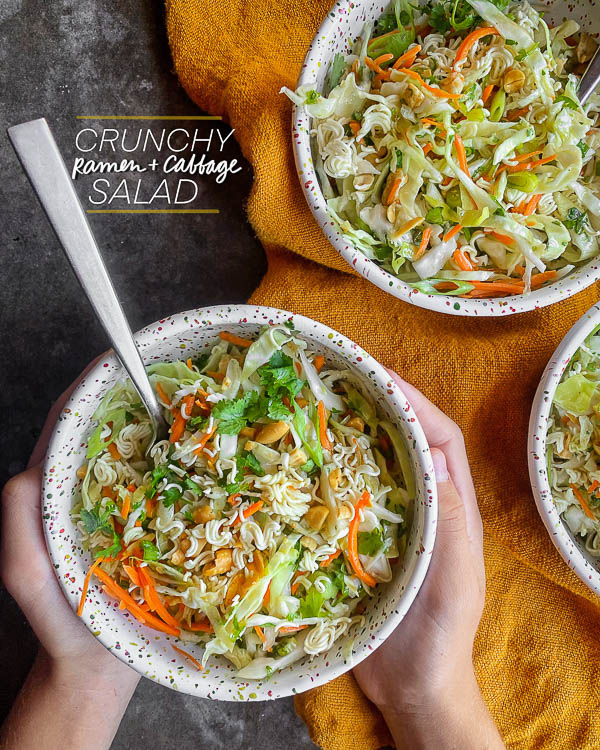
578,47 -> 600,105
7,118 -> 166,432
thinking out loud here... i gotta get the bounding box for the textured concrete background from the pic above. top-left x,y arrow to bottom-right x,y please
0,1 -> 318,747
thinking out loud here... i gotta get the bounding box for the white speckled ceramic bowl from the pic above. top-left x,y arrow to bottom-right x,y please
292,0 -> 600,316
43,305 -> 437,700
529,302 -> 600,595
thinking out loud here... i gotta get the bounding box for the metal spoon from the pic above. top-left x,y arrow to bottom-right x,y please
8,117 -> 168,440
578,47 -> 600,104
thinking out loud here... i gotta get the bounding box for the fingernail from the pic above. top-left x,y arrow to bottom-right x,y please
432,450 -> 449,482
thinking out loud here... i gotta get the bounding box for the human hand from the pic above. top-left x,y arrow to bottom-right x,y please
0,363 -> 139,691
354,372 -> 503,749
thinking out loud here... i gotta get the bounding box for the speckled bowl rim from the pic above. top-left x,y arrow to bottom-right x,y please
528,301 -> 600,595
43,304 -> 437,700
291,0 -> 600,317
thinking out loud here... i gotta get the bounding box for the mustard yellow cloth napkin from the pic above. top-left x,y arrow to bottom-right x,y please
165,2 -> 600,747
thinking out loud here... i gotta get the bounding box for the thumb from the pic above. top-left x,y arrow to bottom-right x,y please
431,448 -> 470,542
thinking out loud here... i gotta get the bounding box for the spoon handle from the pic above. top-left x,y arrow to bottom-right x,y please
8,117 -> 166,432
579,47 -> 600,105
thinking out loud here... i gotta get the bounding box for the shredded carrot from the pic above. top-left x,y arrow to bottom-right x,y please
383,173 -> 404,205
122,564 -> 141,587
348,491 -> 377,587
364,56 -> 391,80
101,486 -> 117,500
392,217 -> 424,238
206,370 -> 225,382
186,358 -> 194,369
228,492 -> 241,506
92,566 -> 180,635
443,224 -> 463,243
146,497 -> 157,518
442,176 -> 453,187
420,117 -> 445,132
589,480 -> 600,495
373,52 -> 394,66
172,644 -> 203,671
570,483 -> 595,519
485,229 -> 515,246
290,580 -> 301,595
481,84 -> 494,104
156,382 -> 171,407
453,27 -> 499,71
320,550 -> 342,568
317,400 -> 332,451
422,143 -> 433,156
279,625 -> 309,635
414,228 -> 432,261
452,247 -> 476,271
392,44 -> 421,69
349,120 -> 361,139
169,412 -> 186,444
193,424 -> 217,455
137,564 -> 180,629
121,492 -> 131,521
232,500 -> 264,526
454,134 -> 470,176
219,331 -> 253,348
523,194 -> 542,216
107,442 -> 121,461
313,354 -> 325,373
499,153 -> 557,175
467,280 -> 525,296
77,558 -> 103,617
187,619 -> 214,633
397,67 -> 461,99
513,149 -> 543,163
263,581 -> 271,606
254,625 -> 266,643
530,270 -> 558,289
505,106 -> 530,122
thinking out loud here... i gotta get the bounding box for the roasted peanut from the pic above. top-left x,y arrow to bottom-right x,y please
170,548 -> 185,566
255,420 -> 290,444
295,397 -> 308,408
441,72 -> 464,95
305,505 -> 330,532
328,468 -> 342,490
225,571 -> 244,606
346,416 -> 365,432
76,465 -> 88,480
240,426 -> 256,439
386,204 -> 396,224
203,548 -> 233,577
300,535 -> 317,551
403,82 -> 425,107
193,504 -> 215,524
179,536 -> 192,554
288,447 -> 308,468
503,68 -> 525,93
338,504 -> 353,520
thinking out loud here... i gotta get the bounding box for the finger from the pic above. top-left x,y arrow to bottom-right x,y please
28,354 -> 105,468
388,369 -> 482,550
1,467 -> 93,653
431,449 -> 485,590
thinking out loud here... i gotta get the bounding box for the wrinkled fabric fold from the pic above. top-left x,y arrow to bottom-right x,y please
165,2 -> 600,748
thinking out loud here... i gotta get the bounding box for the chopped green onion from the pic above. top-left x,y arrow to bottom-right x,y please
489,90 -> 506,122
446,185 -> 462,209
507,172 -> 538,192
467,107 -> 485,122
410,279 -> 474,296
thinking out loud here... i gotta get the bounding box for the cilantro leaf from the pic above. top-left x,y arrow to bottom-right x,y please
162,485 -> 182,508
93,530 -> 121,559
563,207 -> 588,235
357,528 -> 386,556
192,352 -> 210,370
80,502 -> 112,534
237,451 -> 265,477
577,140 -> 590,158
212,391 -> 261,435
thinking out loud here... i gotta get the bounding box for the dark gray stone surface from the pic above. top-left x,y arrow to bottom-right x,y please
0,1 -> 318,747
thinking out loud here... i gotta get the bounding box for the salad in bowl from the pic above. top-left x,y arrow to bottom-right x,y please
45,306 -> 436,698
286,0 -> 600,303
